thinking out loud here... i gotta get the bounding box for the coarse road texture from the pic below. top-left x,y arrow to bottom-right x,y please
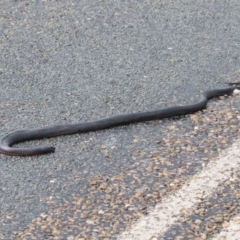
0,1 -> 240,239
117,127 -> 240,239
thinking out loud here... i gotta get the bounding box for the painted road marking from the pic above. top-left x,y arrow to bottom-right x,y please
117,140 -> 240,240
211,215 -> 240,240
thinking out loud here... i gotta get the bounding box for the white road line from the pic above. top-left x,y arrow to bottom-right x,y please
117,140 -> 240,240
211,215 -> 240,240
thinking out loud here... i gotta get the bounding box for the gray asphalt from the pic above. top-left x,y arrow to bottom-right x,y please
0,0 -> 240,239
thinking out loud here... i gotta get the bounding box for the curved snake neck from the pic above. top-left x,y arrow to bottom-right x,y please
0,86 -> 239,156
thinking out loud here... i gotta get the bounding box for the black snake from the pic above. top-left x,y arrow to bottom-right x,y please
0,85 -> 239,156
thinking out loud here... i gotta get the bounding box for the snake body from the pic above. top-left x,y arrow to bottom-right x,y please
0,86 -> 238,156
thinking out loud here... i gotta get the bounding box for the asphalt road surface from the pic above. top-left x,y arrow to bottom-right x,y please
0,1 -> 240,239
